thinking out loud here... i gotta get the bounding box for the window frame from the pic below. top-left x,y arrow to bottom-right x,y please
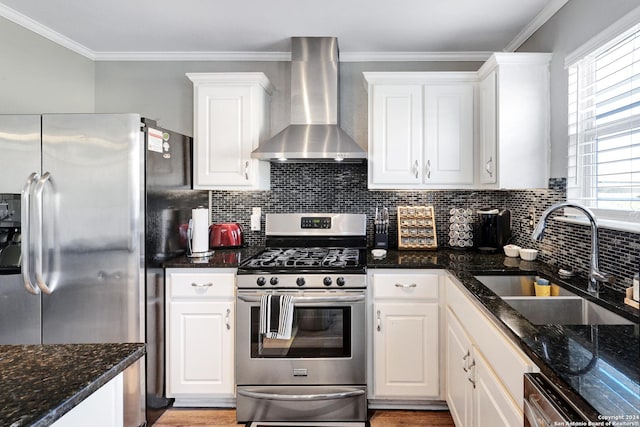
565,7 -> 640,231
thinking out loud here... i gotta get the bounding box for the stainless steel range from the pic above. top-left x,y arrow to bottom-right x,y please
236,213 -> 367,424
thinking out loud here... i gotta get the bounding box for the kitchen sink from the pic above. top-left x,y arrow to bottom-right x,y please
474,275 -> 634,325
502,296 -> 633,325
475,275 -> 575,297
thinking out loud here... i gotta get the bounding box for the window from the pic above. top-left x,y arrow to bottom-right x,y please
567,23 -> 640,224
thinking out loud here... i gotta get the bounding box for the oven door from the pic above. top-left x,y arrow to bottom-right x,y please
236,289 -> 366,386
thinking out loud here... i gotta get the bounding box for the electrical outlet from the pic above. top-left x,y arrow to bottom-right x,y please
250,207 -> 261,231
527,208 -> 536,227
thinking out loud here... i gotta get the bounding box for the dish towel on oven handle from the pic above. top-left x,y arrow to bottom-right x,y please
259,294 -> 294,339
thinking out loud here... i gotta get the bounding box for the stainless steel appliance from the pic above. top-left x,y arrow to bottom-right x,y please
251,37 -> 366,163
236,213 -> 367,424
0,114 -> 192,427
524,373 -> 585,427
476,208 -> 511,253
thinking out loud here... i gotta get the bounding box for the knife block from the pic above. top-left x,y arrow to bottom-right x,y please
374,232 -> 388,249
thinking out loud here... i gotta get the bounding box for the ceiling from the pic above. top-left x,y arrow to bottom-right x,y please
0,0 -> 567,61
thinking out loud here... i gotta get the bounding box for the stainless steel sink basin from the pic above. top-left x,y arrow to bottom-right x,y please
475,275 -> 575,297
502,297 -> 633,325
474,275 -> 634,325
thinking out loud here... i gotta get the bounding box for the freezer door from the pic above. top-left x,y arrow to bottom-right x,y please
0,115 -> 43,345
0,273 -> 41,344
0,115 -> 41,194
39,113 -> 144,344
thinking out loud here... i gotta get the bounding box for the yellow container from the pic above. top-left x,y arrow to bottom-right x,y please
535,283 -> 551,297
520,276 -> 535,296
551,284 -> 561,296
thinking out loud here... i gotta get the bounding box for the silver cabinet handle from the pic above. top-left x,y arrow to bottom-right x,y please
462,350 -> 470,372
244,160 -> 249,180
485,156 -> 493,177
412,160 -> 419,179
425,160 -> 431,179
34,172 -> 53,295
467,359 -> 476,389
376,309 -> 381,332
21,172 -> 39,295
225,308 -> 231,330
394,283 -> 417,288
191,282 -> 213,287
238,388 -> 365,401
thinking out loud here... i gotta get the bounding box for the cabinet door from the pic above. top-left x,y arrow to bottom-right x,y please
446,309 -> 473,427
478,70 -> 497,185
472,347 -> 523,427
373,302 -> 439,398
369,85 -> 423,186
423,84 -> 474,185
167,300 -> 234,396
193,85 -> 267,189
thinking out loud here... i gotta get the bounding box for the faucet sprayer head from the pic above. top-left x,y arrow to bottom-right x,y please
531,218 -> 547,241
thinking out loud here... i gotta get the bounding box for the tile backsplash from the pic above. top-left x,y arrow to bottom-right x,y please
205,163 -> 638,293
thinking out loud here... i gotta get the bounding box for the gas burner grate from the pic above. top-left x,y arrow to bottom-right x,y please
243,247 -> 363,270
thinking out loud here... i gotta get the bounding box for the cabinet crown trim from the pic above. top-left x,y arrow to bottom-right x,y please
186,72 -> 274,94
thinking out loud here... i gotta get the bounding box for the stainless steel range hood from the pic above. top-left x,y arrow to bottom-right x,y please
251,37 -> 366,163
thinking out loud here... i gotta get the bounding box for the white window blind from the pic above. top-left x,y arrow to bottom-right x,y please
567,24 -> 640,220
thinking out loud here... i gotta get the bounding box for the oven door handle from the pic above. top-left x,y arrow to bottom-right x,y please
237,294 -> 365,303
237,388 -> 365,401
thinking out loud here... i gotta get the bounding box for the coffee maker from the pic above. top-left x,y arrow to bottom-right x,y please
476,208 -> 511,253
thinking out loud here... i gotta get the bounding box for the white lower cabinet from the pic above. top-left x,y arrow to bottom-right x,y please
166,268 -> 236,406
369,270 -> 443,405
445,273 -> 538,427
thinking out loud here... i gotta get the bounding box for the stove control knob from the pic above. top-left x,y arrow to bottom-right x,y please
323,277 -> 332,286
336,277 -> 346,287
270,277 -> 279,286
296,277 -> 306,287
256,277 -> 266,287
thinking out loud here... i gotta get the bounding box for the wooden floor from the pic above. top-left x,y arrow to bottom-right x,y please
152,408 -> 455,427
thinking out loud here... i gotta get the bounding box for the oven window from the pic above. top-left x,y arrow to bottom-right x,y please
250,306 -> 352,358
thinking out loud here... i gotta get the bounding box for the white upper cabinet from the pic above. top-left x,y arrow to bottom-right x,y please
187,72 -> 273,190
477,53 -> 552,189
364,73 -> 476,189
424,84 -> 474,185
365,52 -> 551,190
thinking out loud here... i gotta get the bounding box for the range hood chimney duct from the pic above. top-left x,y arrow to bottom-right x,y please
251,37 -> 366,163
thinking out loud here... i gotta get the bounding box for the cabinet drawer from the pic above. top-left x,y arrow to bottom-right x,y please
372,273 -> 439,299
168,271 -> 235,299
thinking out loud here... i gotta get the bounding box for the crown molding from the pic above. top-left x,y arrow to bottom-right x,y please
0,3 -> 96,59
503,0 -> 569,52
93,50 -> 292,61
94,50 -> 492,62
340,51 -> 491,62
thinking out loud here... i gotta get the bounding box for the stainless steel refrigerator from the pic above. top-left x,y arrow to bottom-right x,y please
0,114 -> 192,427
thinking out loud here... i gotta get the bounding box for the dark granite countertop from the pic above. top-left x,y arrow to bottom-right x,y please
162,246 -> 639,421
0,343 -> 145,427
163,247 -> 262,269
369,249 -> 640,422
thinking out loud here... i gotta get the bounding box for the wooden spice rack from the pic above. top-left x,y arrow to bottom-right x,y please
397,206 -> 437,250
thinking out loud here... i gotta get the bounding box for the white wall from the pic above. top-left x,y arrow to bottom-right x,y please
94,60 -> 480,144
0,16 -> 95,113
518,0 -> 640,179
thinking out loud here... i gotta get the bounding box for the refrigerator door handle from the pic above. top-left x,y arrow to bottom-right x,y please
34,172 -> 54,295
21,172 -> 40,295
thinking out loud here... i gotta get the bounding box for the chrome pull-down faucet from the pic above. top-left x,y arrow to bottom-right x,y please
531,201 -> 614,294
